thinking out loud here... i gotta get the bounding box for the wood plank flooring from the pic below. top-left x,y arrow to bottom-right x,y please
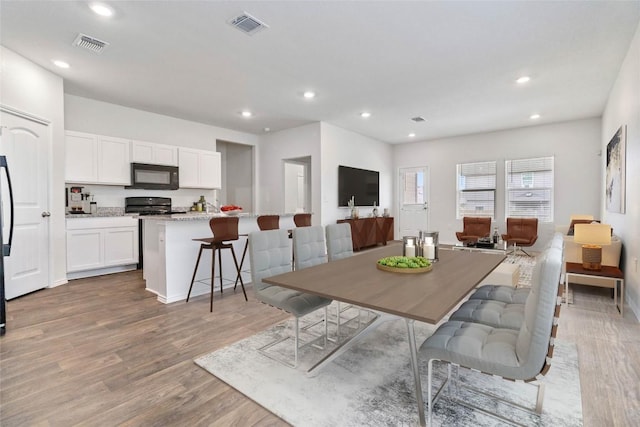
1,270 -> 638,426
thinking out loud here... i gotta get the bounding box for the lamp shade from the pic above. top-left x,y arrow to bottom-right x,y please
570,214 -> 594,221
574,223 -> 611,246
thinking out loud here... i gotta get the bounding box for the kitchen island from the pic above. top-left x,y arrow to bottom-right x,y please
142,213 -> 295,303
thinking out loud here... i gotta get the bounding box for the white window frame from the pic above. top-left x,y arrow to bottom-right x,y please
456,161 -> 496,219
505,156 -> 554,222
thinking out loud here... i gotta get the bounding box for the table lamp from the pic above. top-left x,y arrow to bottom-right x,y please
570,214 -> 594,221
573,223 -> 611,270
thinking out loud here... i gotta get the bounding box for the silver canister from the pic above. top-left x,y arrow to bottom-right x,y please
421,231 -> 439,261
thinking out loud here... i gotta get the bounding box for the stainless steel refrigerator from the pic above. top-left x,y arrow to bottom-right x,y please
1,155 -> 15,335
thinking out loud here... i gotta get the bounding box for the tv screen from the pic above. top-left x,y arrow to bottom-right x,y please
338,165 -> 379,207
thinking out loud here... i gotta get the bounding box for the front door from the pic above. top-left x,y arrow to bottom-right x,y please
0,109 -> 50,299
399,167 -> 429,237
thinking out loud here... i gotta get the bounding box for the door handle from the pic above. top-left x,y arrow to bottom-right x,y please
41,211 -> 51,217
0,156 -> 14,256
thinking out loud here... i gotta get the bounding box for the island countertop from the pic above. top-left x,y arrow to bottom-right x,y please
140,212 -> 296,221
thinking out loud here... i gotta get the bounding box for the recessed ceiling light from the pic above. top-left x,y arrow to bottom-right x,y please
408,133 -> 416,138
241,110 -> 252,118
303,91 -> 316,99
52,60 -> 70,69
89,3 -> 114,17
530,114 -> 541,120
516,76 -> 531,84
360,112 -> 371,118
264,127 -> 270,132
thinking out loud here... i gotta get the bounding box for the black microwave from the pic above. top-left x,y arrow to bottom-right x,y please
127,163 -> 179,190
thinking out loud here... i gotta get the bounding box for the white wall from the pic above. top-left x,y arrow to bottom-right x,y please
65,95 -> 258,150
394,118 -> 602,247
602,21 -> 640,319
0,46 -> 67,285
320,123 -> 394,226
258,123 -> 322,221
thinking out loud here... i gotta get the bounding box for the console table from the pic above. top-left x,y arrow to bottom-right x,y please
565,262 -> 624,316
337,217 -> 394,251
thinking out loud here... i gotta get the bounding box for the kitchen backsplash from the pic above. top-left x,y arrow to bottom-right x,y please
65,184 -> 218,212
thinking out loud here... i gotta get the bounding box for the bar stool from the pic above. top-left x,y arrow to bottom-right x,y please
293,213 -> 312,227
186,216 -> 248,312
257,215 -> 280,230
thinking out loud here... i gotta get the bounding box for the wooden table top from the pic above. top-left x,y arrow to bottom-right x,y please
566,262 -> 624,279
263,242 -> 505,324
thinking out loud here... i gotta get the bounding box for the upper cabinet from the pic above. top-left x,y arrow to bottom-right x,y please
178,147 -> 221,189
65,131 -> 131,185
131,140 -> 178,166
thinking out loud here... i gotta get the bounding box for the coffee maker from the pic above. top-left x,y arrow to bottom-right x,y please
67,186 -> 87,213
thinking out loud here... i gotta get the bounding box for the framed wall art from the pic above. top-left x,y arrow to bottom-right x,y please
605,125 -> 626,213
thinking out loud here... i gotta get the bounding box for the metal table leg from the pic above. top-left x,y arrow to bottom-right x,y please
406,318 -> 426,427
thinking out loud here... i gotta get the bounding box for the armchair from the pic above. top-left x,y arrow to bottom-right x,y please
455,217 -> 491,243
502,217 -> 538,256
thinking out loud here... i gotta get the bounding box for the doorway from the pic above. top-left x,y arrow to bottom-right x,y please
284,157 -> 311,213
217,140 -> 254,212
399,166 -> 429,237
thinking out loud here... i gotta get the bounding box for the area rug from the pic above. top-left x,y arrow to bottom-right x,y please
195,313 -> 582,426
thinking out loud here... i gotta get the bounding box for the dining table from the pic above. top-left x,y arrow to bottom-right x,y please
263,241 -> 505,426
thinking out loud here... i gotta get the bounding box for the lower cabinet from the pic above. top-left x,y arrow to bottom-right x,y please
67,216 -> 139,277
337,217 -> 394,251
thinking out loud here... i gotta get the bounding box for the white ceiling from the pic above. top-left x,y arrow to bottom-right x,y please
1,1 -> 639,144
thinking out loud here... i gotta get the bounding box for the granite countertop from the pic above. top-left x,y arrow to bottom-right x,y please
141,212 -> 296,221
66,212 -> 138,218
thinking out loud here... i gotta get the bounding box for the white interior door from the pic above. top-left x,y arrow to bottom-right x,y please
399,167 -> 429,237
0,110 -> 50,299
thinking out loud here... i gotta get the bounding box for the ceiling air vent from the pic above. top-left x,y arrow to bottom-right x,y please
73,33 -> 109,54
411,116 -> 426,123
229,12 -> 269,35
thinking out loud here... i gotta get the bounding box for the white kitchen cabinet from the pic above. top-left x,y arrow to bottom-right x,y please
65,132 -> 99,183
65,131 -> 131,185
66,217 -> 139,277
131,140 -> 178,166
178,147 -> 221,189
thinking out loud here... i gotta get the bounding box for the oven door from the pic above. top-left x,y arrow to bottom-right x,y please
127,163 -> 179,190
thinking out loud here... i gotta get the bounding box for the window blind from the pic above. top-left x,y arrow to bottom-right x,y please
505,156 -> 554,222
456,161 -> 496,219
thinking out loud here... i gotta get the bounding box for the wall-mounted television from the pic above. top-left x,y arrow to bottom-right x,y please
338,165 -> 379,207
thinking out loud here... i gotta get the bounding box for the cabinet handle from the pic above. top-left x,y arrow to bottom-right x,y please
41,211 -> 51,217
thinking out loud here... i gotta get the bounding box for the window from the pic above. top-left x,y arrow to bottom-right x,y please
505,156 -> 554,222
402,169 -> 425,205
456,161 -> 496,219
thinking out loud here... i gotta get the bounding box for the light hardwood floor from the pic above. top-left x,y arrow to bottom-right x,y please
1,270 -> 638,426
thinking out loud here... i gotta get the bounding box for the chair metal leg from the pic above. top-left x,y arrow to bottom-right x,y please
230,246 -> 248,301
535,382 -> 545,414
186,245 -> 205,302
234,236 -> 249,290
294,317 -> 299,368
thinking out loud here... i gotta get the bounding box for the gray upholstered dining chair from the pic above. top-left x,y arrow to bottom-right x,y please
249,228 -> 332,368
325,223 -> 354,262
325,223 -> 367,336
448,233 -> 564,330
419,245 -> 563,426
292,225 -> 327,270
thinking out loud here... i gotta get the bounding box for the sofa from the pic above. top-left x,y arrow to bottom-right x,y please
556,224 -> 622,287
